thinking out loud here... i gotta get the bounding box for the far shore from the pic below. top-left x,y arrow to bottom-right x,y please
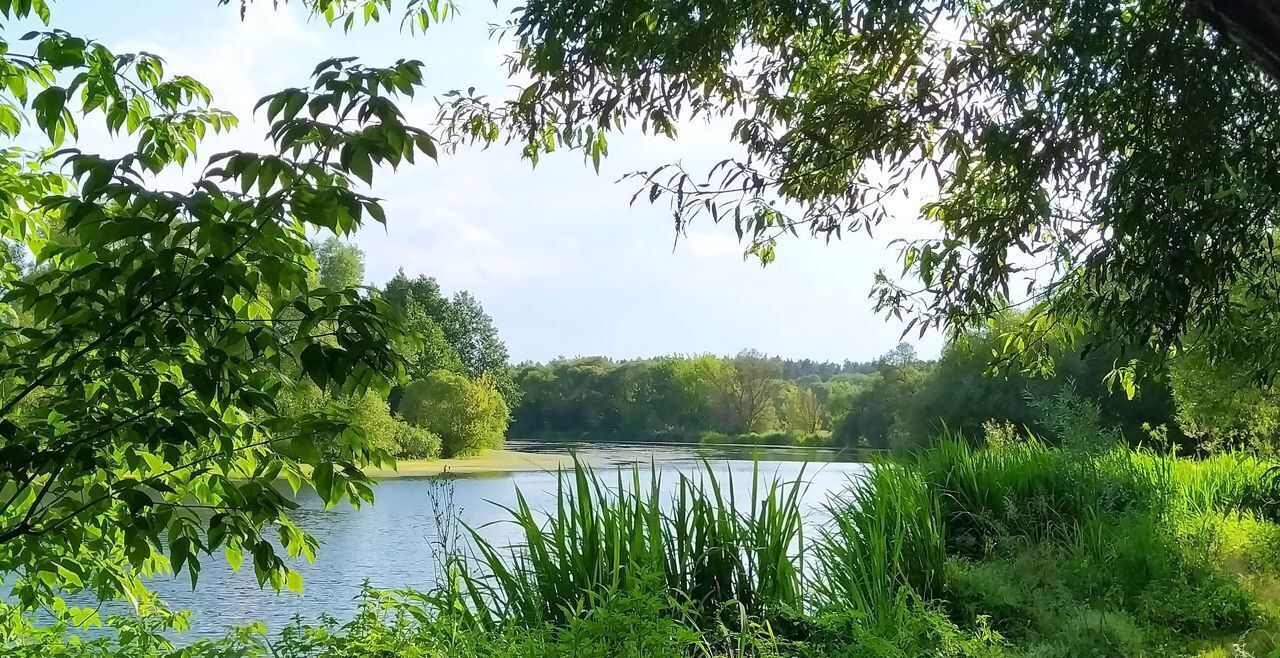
366,449 -> 579,478
364,441 -> 881,478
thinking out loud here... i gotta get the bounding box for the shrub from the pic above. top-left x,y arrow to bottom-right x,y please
698,430 -> 731,444
805,597 -> 1005,658
348,389 -> 400,455
1045,609 -> 1146,658
393,418 -> 442,459
400,370 -> 509,457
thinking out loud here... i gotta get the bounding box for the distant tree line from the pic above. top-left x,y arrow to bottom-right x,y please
513,314 -> 1280,454
305,239 -> 1280,456
512,350 -> 877,445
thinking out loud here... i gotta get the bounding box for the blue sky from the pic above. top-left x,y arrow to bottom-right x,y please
39,0 -> 944,363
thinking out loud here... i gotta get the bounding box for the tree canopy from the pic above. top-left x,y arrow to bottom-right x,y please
416,0 -> 1280,383
0,0 -> 447,623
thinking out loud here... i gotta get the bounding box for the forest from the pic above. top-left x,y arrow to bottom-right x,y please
512,323 -> 1271,455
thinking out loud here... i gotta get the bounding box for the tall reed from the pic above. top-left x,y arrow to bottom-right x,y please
458,458 -> 808,627
811,464 -> 945,628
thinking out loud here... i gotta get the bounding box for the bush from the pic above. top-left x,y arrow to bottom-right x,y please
400,370 -> 509,458
393,418 -> 442,459
805,597 -> 1005,658
698,430 -> 731,444
348,389 -> 400,456
1043,609 -> 1146,658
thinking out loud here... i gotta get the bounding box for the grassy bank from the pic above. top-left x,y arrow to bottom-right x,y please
19,436 -> 1280,657
366,449 -> 578,477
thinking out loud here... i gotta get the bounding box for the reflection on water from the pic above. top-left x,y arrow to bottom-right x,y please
142,441 -> 870,640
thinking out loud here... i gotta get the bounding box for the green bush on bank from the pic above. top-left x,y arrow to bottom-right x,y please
400,370 -> 510,458
392,419 -> 442,459
695,429 -> 834,447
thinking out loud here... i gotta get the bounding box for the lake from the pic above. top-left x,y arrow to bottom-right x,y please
145,440 -> 871,640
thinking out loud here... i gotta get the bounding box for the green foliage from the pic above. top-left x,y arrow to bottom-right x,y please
813,466 -> 945,628
713,350 -> 784,433
430,0 -> 1280,383
313,236 -> 367,290
901,315 -> 1179,449
512,353 -> 875,443
381,271 -> 518,408
400,370 -> 509,457
346,390 -> 400,455
805,600 -> 1005,658
395,299 -> 463,386
834,345 -> 929,450
1170,348 -> 1280,452
391,417 -> 441,460
459,459 -> 806,626
780,383 -> 826,433
19,433 -> 1280,657
0,0 -> 445,619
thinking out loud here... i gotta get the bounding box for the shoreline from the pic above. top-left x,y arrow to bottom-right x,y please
366,449 -> 578,478
366,441 -> 877,478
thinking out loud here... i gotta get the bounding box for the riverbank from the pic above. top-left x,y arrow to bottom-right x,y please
369,439 -> 876,478
42,437 -> 1280,657
366,449 -> 578,477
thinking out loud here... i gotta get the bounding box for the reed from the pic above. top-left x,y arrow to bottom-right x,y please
811,463 -> 945,629
459,458 -> 808,627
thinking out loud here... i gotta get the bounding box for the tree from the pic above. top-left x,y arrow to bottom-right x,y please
383,270 -> 451,322
415,0 -> 1280,381
781,384 -> 825,433
714,350 -> 782,433
400,371 -> 510,457
380,272 -> 518,408
0,1 -> 438,621
881,344 -> 919,370
396,301 -> 463,381
835,346 -> 929,449
314,237 -> 367,291
445,291 -> 519,407
901,315 -> 1179,446
1169,350 -> 1280,451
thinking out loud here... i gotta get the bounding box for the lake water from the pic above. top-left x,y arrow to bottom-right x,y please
145,441 -> 871,640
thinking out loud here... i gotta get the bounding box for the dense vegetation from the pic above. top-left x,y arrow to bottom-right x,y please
511,350 -> 875,445
23,417 -> 1280,657
296,239 -> 517,461
512,314 -> 1273,454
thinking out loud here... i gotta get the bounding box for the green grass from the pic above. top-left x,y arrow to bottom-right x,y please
812,463 -> 944,627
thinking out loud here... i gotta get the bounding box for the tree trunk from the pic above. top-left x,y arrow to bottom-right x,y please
1194,0 -> 1280,82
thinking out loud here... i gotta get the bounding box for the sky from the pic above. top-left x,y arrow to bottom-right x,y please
32,0 -> 945,363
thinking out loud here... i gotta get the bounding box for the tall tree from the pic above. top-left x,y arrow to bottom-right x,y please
782,384 -> 826,433
381,271 -> 518,407
444,291 -> 517,404
314,237 -> 367,291
715,350 -> 782,433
